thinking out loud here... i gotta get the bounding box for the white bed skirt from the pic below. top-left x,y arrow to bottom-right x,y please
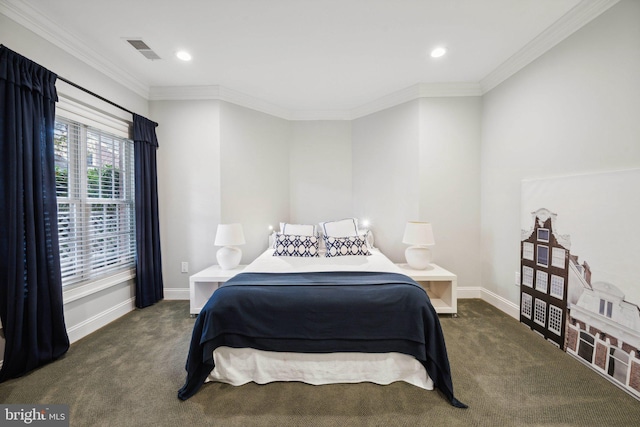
207,347 -> 434,390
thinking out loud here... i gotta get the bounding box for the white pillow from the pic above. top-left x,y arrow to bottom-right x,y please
319,218 -> 359,237
324,235 -> 371,257
280,222 -> 317,236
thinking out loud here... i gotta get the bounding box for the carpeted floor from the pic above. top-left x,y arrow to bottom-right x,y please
1,299 -> 638,426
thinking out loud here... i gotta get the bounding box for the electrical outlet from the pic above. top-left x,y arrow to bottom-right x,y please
515,271 -> 520,286
181,262 -> 189,273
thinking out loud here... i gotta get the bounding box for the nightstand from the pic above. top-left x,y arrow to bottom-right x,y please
396,263 -> 457,316
189,264 -> 246,316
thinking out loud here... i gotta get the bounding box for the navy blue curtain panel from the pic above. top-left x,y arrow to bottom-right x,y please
133,114 -> 164,308
0,45 -> 70,382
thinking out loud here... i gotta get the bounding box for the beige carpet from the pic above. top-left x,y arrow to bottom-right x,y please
1,299 -> 639,426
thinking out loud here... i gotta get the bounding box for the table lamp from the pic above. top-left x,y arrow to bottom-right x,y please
214,223 -> 245,269
402,221 -> 435,270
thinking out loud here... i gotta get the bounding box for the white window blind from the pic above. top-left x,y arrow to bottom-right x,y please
54,117 -> 135,286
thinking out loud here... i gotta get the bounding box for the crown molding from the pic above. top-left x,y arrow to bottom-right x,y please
351,82 -> 482,119
149,85 -> 352,120
149,85 -> 293,119
0,0 -> 149,99
149,82 -> 482,121
480,0 -> 620,94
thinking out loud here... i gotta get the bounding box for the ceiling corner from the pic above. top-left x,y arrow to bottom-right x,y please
1,0 -> 149,99
480,0 -> 620,94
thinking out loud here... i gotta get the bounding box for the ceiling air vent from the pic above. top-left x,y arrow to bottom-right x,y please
126,39 -> 161,60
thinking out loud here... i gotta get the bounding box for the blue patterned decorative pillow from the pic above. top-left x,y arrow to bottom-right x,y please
324,235 -> 371,257
273,233 -> 320,257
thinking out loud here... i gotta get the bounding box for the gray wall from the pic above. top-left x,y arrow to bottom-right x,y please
480,0 -> 640,309
289,121 -> 353,225
220,102 -> 290,263
150,100 -> 222,292
419,97 -> 482,293
352,100 -> 422,261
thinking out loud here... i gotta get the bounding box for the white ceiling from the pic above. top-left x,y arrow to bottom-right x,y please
1,0 -> 619,118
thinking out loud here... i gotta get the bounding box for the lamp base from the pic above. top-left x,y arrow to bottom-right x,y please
217,246 -> 242,270
405,246 -> 432,270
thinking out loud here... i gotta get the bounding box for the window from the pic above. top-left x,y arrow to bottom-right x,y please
522,266 -> 534,288
521,293 -> 532,319
535,270 -> 548,293
537,228 -> 550,242
537,245 -> 549,267
578,331 -> 595,362
548,305 -> 563,336
551,247 -> 566,269
523,242 -> 534,261
608,347 -> 629,384
55,118 -> 135,286
550,275 -> 564,299
599,299 -> 613,318
534,298 -> 546,327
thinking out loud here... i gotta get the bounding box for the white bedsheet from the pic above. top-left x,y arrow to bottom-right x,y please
206,249 -> 434,391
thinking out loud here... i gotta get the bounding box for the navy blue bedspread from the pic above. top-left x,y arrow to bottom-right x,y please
178,271 -> 466,408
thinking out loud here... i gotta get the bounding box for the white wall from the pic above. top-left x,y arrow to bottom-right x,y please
289,121 -> 352,224
352,100 -> 421,261
220,102 -> 290,262
480,0 -> 640,309
151,100 -> 222,295
0,13 -> 148,351
419,97 -> 482,291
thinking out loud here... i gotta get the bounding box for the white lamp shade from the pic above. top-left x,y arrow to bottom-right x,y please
214,223 -> 245,246
402,222 -> 435,246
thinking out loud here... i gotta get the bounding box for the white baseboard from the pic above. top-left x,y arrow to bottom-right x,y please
457,286 -> 482,299
164,287 -> 189,300
479,288 -> 519,319
458,286 -> 519,319
66,297 -> 136,344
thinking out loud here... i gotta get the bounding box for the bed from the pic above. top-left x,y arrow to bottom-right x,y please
178,224 -> 465,408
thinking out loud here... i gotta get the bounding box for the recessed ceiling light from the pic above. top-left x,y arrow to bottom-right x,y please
176,51 -> 192,61
430,47 -> 447,58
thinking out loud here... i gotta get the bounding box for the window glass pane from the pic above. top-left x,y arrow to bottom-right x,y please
552,247 -> 565,268
550,275 -> 564,299
522,266 -> 534,288
536,270 -> 548,293
534,299 -> 546,327
54,122 -> 69,198
537,245 -> 549,267
537,228 -> 550,242
55,117 -> 135,286
578,332 -> 594,361
521,293 -> 532,319
548,305 -> 563,336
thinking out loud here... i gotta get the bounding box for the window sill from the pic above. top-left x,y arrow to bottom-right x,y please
63,268 -> 136,304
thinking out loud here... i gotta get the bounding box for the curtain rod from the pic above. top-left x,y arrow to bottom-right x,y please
57,76 -> 135,117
